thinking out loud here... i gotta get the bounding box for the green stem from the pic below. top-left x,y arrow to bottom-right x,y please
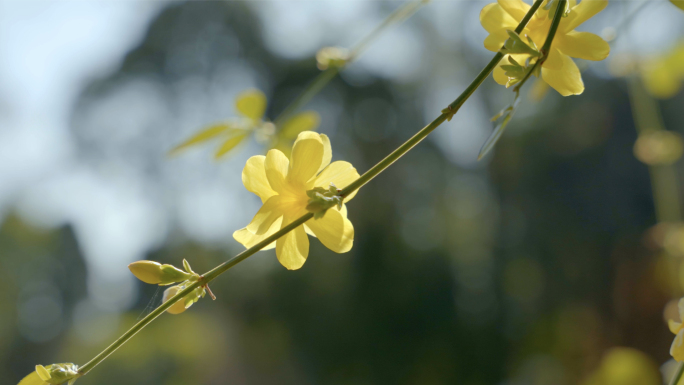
627,77 -> 681,223
445,0 -> 544,116
78,0 -> 546,377
670,362 -> 684,385
79,213 -> 313,375
273,0 -> 427,127
514,0 -> 566,92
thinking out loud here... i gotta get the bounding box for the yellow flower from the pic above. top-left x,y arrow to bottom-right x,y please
582,347 -> 660,385
640,41 -> 684,99
234,131 -> 359,270
669,298 -> 684,361
481,0 -> 610,96
169,89 -> 321,158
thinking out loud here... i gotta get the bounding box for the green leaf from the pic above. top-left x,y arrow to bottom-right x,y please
214,131 -> 248,158
18,372 -> 46,385
478,97 -> 522,160
280,111 -> 321,138
168,123 -> 232,156
502,30 -> 540,57
235,89 -> 267,121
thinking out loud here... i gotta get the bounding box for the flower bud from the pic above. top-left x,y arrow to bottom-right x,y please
128,261 -> 192,285
33,363 -> 80,385
163,284 -> 206,315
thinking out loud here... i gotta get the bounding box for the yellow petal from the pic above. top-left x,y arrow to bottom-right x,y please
544,47 -> 565,70
670,320 -> 683,334
307,207 -> 354,253
541,50 -> 584,96
168,123 -> 231,155
288,131 -> 325,185
18,371 -> 47,385
480,3 -> 518,34
672,330 -> 684,362
265,149 -> 289,193
163,286 -> 188,315
319,134 -> 332,173
497,0 -> 530,21
236,89 -> 267,121
493,59 -> 509,85
672,0 -> 684,11
276,221 -> 309,270
484,28 -> 511,52
313,161 -> 361,201
557,31 -> 610,61
215,131 -> 249,158
280,111 -> 321,139
563,0 -> 608,33
246,196 -> 286,235
242,155 -> 277,203
233,218 -> 281,250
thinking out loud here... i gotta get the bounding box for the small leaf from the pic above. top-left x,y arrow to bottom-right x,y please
18,371 -> 46,385
502,30 -> 540,57
168,124 -> 232,156
280,111 -> 321,138
235,89 -> 267,121
215,131 -> 248,158
478,97 -> 522,160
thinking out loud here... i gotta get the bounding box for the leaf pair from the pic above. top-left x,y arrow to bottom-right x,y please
478,94 -> 522,160
169,89 -> 321,158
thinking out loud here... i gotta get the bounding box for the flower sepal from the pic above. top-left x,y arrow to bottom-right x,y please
502,31 -> 540,58
306,183 -> 343,219
28,363 -> 80,385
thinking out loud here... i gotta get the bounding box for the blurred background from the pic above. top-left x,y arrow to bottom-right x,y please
2,1 -> 684,384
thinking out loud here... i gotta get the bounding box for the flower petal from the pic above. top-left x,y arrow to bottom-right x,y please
493,60 -> 509,85
497,0 -> 530,21
235,89 -> 267,121
276,221 -> 309,270
670,320 -> 683,335
563,0 -> 608,33
233,217 -> 282,250
265,149 -> 289,193
307,207 -> 354,253
541,50 -> 584,96
484,28 -> 511,52
480,3 -> 518,34
319,134 -> 332,173
242,155 -> 277,203
557,31 -> 609,61
288,131 -> 325,184
543,47 -> 565,70
313,161 -> 361,201
672,329 -> 684,362
246,196 -> 286,235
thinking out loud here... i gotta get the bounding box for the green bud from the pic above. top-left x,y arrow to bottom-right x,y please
34,363 -> 80,385
162,283 -> 205,315
316,47 -> 349,70
128,261 -> 192,285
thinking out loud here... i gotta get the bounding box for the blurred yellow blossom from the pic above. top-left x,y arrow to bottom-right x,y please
481,0 -> 610,96
582,347 -> 660,385
672,0 -> 684,12
169,89 -> 320,158
234,131 -> 359,270
669,298 -> 684,361
634,131 -> 684,166
640,42 -> 684,99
